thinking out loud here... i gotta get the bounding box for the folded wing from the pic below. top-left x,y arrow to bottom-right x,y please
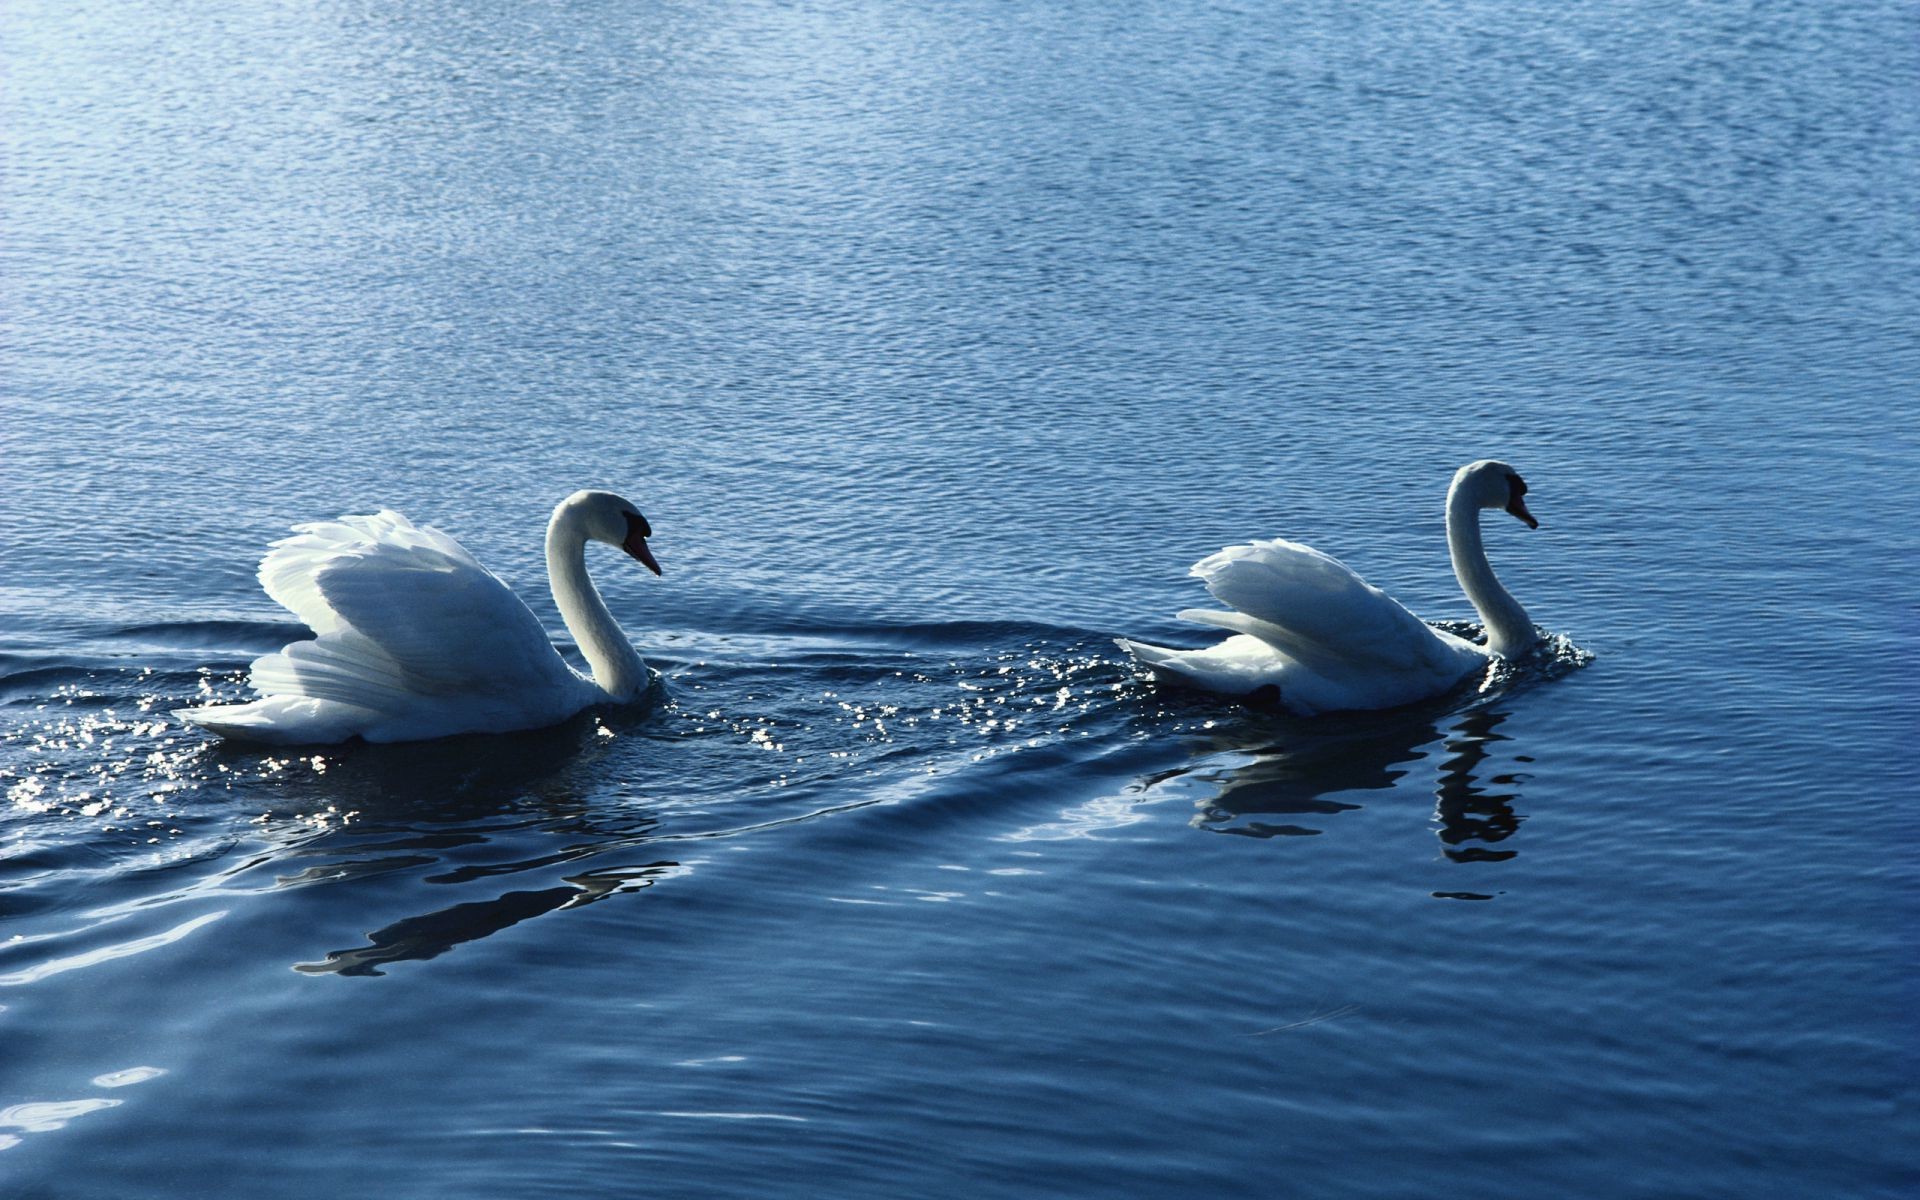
248,511 -> 578,712
1186,538 -> 1474,681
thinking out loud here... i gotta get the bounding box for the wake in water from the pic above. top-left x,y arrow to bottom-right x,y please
0,617 -> 1153,969
0,606 -> 1591,990
1118,618 -> 1593,881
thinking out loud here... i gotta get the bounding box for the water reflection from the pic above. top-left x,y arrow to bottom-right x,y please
231,709 -> 688,977
1431,709 -> 1524,864
294,861 -> 683,977
1185,704 -> 1533,871
1189,709 -> 1432,839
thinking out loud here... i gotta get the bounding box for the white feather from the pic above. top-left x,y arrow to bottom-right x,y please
1119,461 -> 1543,714
177,494 -> 658,744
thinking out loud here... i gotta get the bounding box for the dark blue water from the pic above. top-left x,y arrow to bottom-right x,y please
4,1 -> 1915,1195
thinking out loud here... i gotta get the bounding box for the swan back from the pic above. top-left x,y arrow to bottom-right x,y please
178,510 -> 595,742
1192,539 -> 1478,679
1122,538 -> 1485,713
262,511 -> 576,698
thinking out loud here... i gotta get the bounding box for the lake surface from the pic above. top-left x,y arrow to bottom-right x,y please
3,0 -> 1915,1195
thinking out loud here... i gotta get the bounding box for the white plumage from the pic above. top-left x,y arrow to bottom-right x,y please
1118,460 -> 1543,714
176,492 -> 660,744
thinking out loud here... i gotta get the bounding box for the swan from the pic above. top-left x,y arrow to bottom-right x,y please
1116,460 -> 1542,714
175,490 -> 662,745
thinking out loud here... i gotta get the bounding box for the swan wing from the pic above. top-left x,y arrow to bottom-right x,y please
254,511 -> 578,702
1190,538 -> 1475,679
1117,626 -> 1399,714
1115,634 -> 1295,697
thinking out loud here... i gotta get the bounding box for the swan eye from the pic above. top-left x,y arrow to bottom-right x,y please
624,511 -> 652,539
1506,473 -> 1527,498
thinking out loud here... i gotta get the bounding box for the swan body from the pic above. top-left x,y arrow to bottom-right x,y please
1117,460 -> 1541,714
175,490 -> 661,745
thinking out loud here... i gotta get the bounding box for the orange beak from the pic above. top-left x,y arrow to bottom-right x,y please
622,514 -> 661,574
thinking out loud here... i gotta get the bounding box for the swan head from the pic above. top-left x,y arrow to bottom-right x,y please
557,490 -> 661,575
1454,460 -> 1539,529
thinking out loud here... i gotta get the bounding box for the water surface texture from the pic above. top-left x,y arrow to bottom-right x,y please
4,1 -> 1916,1196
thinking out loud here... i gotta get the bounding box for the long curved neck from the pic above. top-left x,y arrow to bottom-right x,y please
546,511 -> 648,699
1446,485 -> 1534,657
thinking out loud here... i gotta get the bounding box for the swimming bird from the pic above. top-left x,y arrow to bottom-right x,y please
1116,460 -> 1541,714
175,490 -> 661,744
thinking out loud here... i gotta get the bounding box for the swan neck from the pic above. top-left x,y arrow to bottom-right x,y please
1446,486 -> 1534,657
546,511 -> 647,699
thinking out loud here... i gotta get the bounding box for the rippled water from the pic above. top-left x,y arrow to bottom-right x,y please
4,0 -> 1916,1196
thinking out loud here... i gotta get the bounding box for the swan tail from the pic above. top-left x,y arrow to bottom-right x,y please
174,696 -> 380,745
1114,637 -> 1184,672
1115,634 -> 1288,698
1114,637 -> 1215,688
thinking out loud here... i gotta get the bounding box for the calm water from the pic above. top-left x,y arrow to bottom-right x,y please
3,0 -> 1916,1195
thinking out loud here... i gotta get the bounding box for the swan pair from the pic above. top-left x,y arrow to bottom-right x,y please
176,461 -> 1543,744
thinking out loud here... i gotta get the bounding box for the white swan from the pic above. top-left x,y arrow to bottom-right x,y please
1117,460 -> 1541,714
175,490 -> 661,745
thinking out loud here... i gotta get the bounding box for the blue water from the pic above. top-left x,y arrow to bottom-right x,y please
4,0 -> 1916,1195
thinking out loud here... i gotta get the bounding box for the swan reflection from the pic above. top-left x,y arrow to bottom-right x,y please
1185,704 -> 1531,868
294,861 -> 683,977
1431,708 -> 1523,863
217,710 -> 687,977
